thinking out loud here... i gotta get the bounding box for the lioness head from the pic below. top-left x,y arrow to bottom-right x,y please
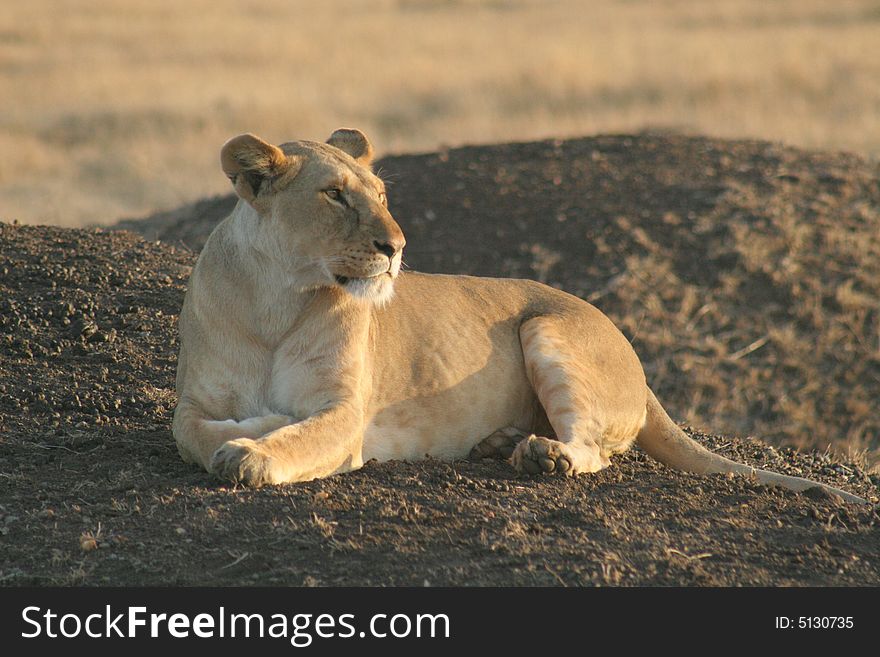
220,128 -> 405,304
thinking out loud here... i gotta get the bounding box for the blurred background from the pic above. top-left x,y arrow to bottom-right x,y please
2,0 -> 879,227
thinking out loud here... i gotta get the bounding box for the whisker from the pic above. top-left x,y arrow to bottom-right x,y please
376,170 -> 400,185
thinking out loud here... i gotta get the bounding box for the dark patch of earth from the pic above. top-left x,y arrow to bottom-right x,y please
2,134 -> 879,586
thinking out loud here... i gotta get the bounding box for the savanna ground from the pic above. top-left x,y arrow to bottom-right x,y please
2,0 -> 880,227
2,133 -> 879,586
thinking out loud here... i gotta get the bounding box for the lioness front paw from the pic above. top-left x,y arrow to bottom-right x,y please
511,435 -> 575,476
210,438 -> 283,486
239,414 -> 295,437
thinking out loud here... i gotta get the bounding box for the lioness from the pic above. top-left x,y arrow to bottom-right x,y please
173,128 -> 867,505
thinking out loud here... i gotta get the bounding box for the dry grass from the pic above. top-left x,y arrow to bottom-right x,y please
2,0 -> 880,226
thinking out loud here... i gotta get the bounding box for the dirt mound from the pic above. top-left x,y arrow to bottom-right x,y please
2,134 -> 879,586
120,133 -> 880,469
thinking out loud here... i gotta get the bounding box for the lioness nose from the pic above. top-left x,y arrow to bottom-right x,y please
374,238 -> 404,258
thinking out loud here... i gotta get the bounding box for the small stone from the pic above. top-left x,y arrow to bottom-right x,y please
804,486 -> 842,504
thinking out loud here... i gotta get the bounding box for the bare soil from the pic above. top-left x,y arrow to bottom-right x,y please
3,134 -> 879,586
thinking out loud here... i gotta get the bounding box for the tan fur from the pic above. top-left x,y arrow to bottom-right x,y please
173,129 -> 869,505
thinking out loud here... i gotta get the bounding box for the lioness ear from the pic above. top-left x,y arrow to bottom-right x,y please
220,134 -> 297,204
326,128 -> 374,166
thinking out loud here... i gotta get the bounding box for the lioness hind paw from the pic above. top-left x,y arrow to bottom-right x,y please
510,435 -> 574,476
469,427 -> 529,461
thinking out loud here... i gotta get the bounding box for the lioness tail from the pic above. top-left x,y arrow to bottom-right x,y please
636,388 -> 869,505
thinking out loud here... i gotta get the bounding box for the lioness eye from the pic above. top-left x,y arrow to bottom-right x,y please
325,188 -> 350,207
